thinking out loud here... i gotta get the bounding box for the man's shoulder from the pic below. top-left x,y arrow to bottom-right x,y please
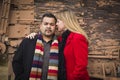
21,35 -> 38,44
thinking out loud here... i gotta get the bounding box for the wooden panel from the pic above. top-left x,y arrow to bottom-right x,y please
9,39 -> 22,47
17,10 -> 34,20
103,63 -> 116,77
88,63 -> 104,78
19,0 -> 34,4
7,46 -> 16,53
104,77 -> 120,80
0,42 -> 6,54
0,19 -> 9,34
7,24 -> 30,38
9,10 -> 34,24
0,1 -> 2,19
9,11 -> 18,24
19,5 -> 35,10
17,10 -> 34,24
11,0 -> 34,4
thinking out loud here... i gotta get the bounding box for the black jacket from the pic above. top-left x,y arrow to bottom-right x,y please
12,36 -> 66,80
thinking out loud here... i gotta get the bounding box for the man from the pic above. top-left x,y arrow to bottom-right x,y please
12,13 -> 59,80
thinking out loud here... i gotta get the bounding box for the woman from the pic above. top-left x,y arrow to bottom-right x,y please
27,10 -> 89,80
56,10 -> 89,80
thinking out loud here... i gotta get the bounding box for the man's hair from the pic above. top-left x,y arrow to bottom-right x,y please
41,12 -> 57,23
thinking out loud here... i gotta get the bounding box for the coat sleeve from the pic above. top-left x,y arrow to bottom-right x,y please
12,39 -> 27,79
71,35 -> 89,80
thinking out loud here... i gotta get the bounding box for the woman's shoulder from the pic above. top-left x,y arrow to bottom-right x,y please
69,32 -> 88,44
70,32 -> 86,40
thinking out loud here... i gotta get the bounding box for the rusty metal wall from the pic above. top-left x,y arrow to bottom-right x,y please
0,0 -> 120,80
7,0 -> 35,79
34,0 -> 120,79
84,0 -> 120,79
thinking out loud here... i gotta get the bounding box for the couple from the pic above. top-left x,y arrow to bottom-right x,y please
12,10 -> 89,80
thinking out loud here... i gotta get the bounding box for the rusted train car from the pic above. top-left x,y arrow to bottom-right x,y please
0,0 -> 120,80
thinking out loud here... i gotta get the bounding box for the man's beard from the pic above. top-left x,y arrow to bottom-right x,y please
44,29 -> 54,37
45,29 -> 52,33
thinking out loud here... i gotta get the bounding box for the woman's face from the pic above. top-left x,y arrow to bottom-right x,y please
56,19 -> 65,33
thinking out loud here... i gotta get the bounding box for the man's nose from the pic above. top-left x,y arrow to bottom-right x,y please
46,24 -> 51,28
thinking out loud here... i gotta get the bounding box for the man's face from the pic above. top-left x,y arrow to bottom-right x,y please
40,17 -> 56,37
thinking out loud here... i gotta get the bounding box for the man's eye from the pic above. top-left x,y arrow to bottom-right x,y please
51,24 -> 55,26
44,23 -> 48,25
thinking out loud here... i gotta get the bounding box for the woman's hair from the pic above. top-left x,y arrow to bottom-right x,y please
56,10 -> 88,40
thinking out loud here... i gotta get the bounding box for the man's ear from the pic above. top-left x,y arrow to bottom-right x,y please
39,24 -> 41,28
55,25 -> 58,30
39,21 -> 42,27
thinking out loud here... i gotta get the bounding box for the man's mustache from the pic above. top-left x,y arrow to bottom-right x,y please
45,29 -> 52,32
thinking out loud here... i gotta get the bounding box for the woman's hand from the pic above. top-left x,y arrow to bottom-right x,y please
26,32 -> 37,39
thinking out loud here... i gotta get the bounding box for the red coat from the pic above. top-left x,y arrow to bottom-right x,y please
64,32 -> 89,80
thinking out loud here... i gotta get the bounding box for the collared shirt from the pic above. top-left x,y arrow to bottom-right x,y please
41,39 -> 52,80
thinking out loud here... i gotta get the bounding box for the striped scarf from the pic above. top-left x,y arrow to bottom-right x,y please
29,35 -> 59,80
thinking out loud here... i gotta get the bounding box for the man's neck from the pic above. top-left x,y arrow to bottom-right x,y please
42,35 -> 53,42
